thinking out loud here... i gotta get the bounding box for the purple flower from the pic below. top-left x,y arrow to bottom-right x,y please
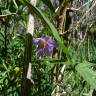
33,37 -> 57,57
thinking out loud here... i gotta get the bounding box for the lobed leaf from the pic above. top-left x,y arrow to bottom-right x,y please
75,61 -> 96,89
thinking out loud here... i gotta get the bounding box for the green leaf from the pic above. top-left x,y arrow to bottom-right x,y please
19,0 -> 71,61
13,0 -> 18,9
2,10 -> 11,15
75,61 -> 96,89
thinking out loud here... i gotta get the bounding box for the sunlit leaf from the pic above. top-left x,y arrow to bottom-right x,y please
75,61 -> 96,89
13,0 -> 18,9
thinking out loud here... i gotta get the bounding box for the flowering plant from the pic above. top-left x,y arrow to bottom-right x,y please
33,37 -> 57,57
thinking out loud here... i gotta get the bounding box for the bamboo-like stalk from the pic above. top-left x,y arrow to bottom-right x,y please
21,0 -> 36,96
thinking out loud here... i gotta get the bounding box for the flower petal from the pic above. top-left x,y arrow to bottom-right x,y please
47,37 -> 57,48
33,36 -> 58,57
33,38 -> 41,44
45,45 -> 52,56
37,47 -> 43,56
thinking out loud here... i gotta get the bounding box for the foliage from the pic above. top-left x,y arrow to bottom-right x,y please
0,0 -> 96,96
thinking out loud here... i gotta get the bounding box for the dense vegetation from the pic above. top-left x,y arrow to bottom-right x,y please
0,0 -> 96,96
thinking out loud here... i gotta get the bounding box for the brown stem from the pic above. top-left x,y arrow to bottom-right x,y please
52,0 -> 70,82
21,34 -> 32,96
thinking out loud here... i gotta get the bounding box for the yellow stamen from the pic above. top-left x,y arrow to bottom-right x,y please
39,40 -> 47,47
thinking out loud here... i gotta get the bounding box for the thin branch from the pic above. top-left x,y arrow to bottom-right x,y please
59,0 -> 96,36
76,0 -> 92,10
75,0 -> 96,30
0,13 -> 16,18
